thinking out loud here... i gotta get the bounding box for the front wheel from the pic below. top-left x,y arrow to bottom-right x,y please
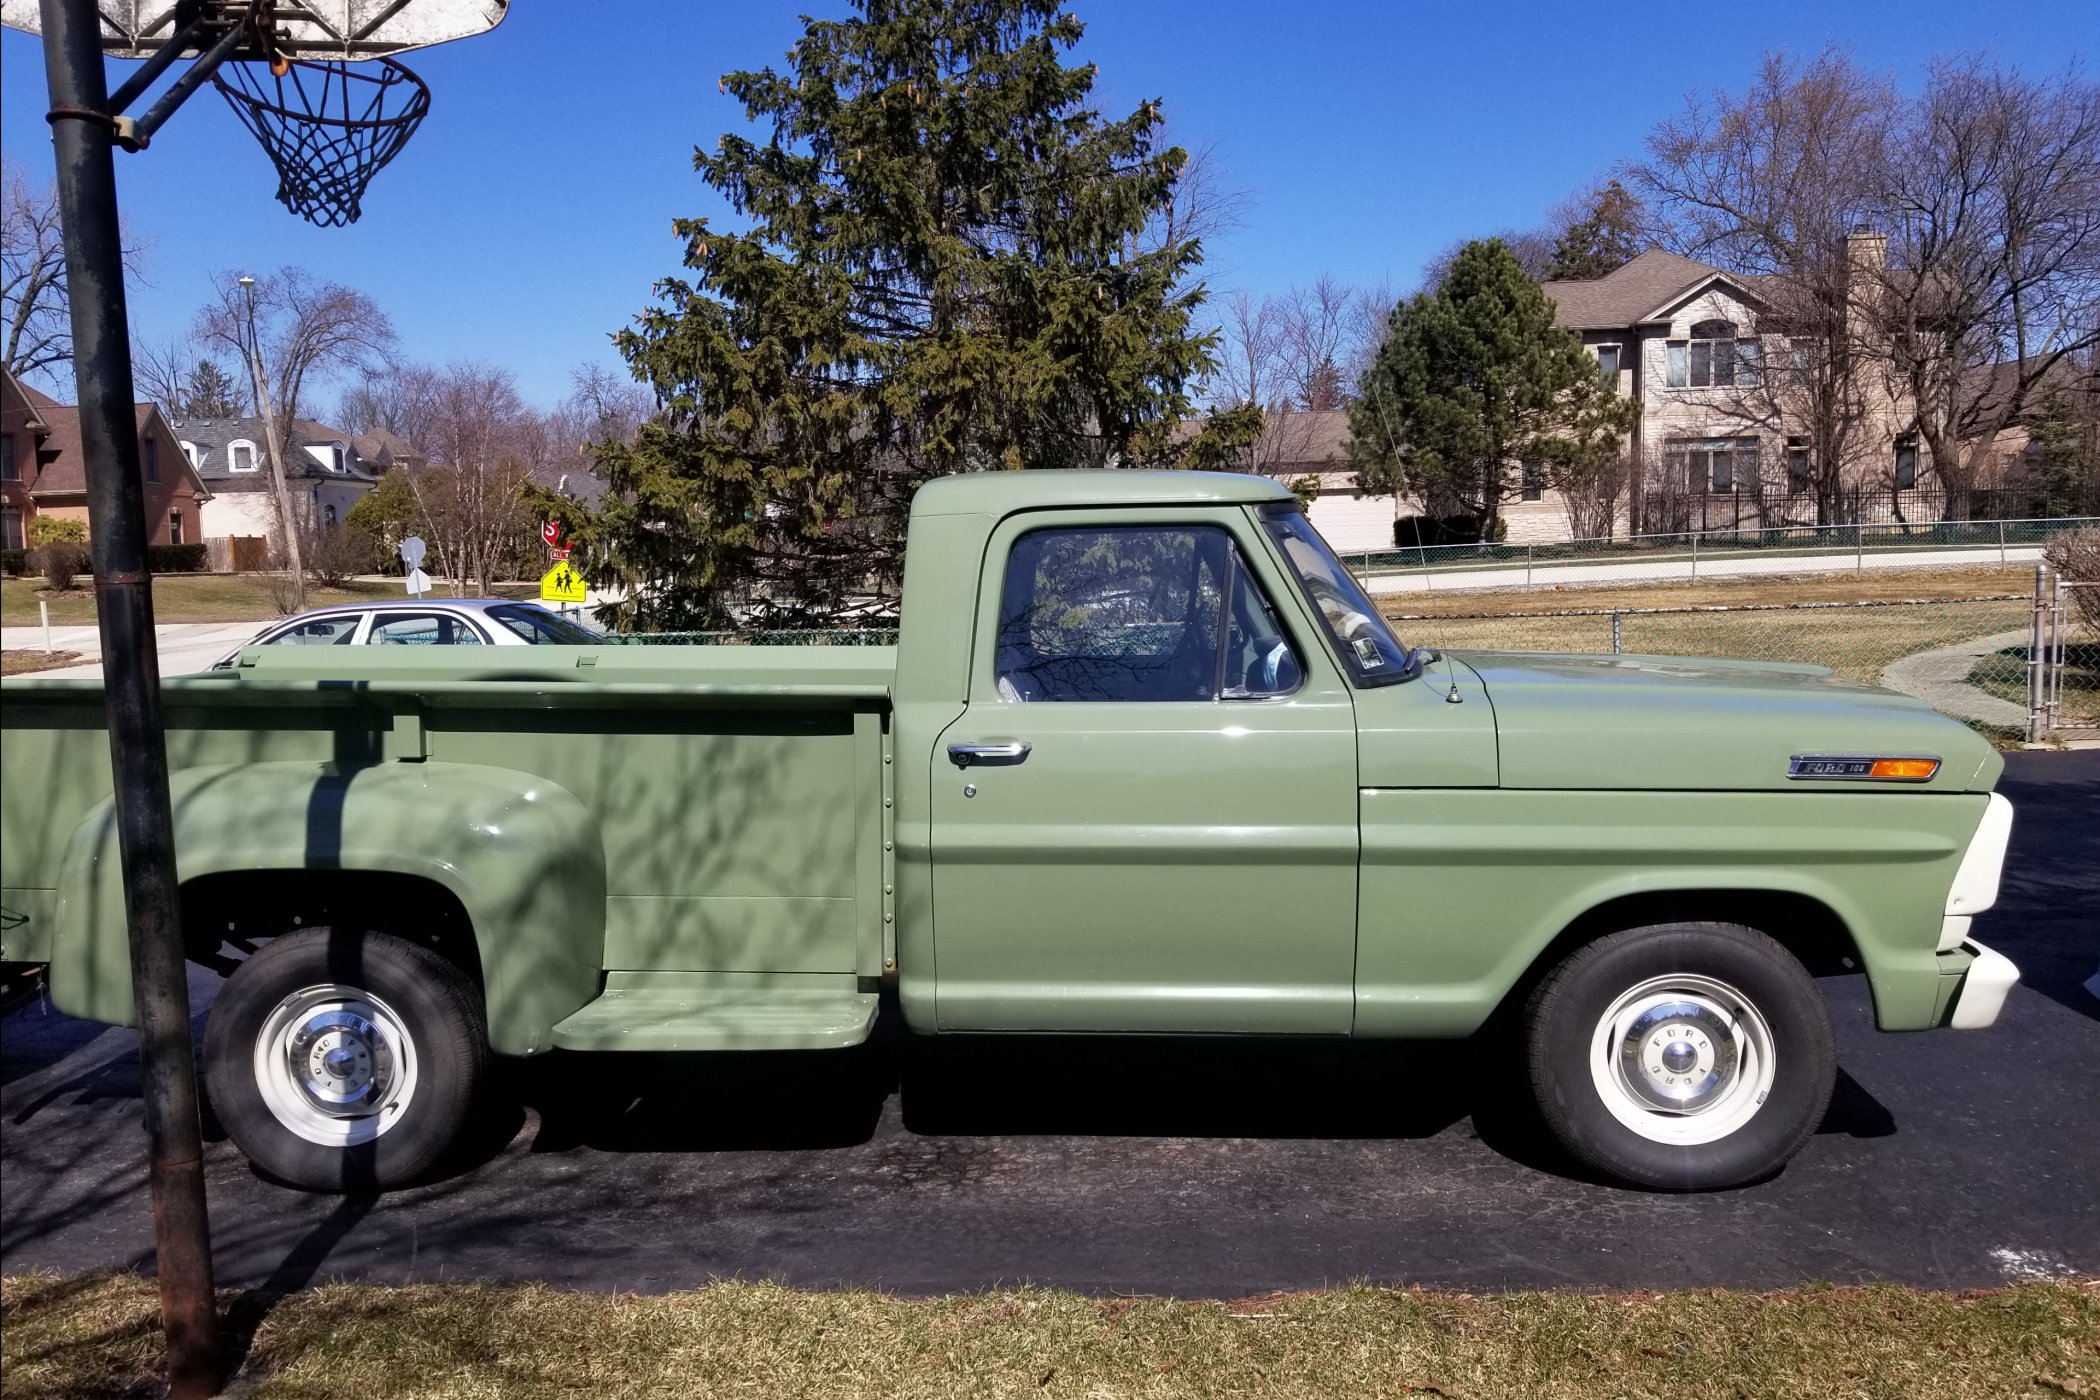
1524,923 -> 1835,1191
203,928 -> 488,1192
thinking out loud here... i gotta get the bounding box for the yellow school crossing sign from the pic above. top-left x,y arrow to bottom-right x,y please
540,560 -> 588,604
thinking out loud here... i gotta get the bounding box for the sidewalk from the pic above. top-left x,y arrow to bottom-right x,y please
0,621 -> 265,679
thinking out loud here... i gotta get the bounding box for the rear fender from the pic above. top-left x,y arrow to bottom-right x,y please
49,760 -> 606,1054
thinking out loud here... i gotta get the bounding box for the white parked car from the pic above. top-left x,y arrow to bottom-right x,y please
212,599 -> 601,668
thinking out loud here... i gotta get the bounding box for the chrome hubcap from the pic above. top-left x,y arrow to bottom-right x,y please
1589,974 -> 1776,1146
253,985 -> 419,1148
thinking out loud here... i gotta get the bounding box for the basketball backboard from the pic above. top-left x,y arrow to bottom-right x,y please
0,1 -> 507,61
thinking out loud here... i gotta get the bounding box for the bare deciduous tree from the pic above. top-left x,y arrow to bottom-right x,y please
200,268 -> 395,606
1277,275 -> 1356,411
392,364 -> 541,595
1879,59 -> 2100,518
1633,50 -> 1901,526
3,166 -> 70,381
1134,138 -> 1250,263
3,162 -> 149,382
131,337 -> 194,422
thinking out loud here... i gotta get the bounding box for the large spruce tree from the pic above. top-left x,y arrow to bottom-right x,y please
586,0 -> 1227,628
1350,240 -> 1639,541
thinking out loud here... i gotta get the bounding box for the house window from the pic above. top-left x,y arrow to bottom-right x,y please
1667,437 -> 1759,493
179,440 -> 199,467
227,440 -> 258,472
1665,319 -> 1745,388
1788,338 -> 1818,374
1,430 -> 16,480
1786,439 -> 1812,494
323,503 -> 338,527
1,507 -> 21,550
1895,438 -> 1918,490
1520,461 -> 1544,502
168,510 -> 183,544
143,435 -> 158,482
1595,345 -> 1620,383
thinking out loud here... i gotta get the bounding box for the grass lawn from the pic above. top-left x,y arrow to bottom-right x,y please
1396,598 -> 2033,687
0,650 -> 83,675
1968,641 -> 2100,724
2,1274 -> 2093,1400
1,575 -> 539,627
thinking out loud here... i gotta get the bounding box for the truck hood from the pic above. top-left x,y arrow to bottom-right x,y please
1460,650 -> 2002,793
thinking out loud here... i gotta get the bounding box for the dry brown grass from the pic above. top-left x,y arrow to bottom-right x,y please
0,650 -> 82,675
3,1272 -> 2095,1400
1379,565 -> 2032,619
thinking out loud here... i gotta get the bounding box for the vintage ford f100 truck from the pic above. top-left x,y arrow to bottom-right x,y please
0,471 -> 2019,1193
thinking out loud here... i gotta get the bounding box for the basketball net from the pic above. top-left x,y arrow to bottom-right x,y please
214,55 -> 430,227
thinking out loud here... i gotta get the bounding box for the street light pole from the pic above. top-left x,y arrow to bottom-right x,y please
34,1 -> 220,1394
236,273 -> 307,610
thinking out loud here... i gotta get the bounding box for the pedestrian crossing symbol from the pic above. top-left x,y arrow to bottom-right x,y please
540,561 -> 587,604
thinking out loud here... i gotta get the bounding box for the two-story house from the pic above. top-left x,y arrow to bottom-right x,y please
1248,240 -> 2058,548
2,368 -> 208,550
172,415 -> 383,541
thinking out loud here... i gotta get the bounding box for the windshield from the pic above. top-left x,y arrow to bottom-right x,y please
485,604 -> 602,644
1259,506 -> 1414,686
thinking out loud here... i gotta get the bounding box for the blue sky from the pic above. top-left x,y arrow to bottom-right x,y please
2,0 -> 2090,411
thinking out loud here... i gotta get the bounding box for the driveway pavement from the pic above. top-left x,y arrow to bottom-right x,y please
2,752 -> 2094,1297
0,621 -> 263,679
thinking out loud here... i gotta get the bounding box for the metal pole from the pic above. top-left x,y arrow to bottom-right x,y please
1611,610 -> 1622,655
1998,520 -> 2006,567
2027,562 -> 2051,745
41,598 -> 52,653
35,4 -> 220,1396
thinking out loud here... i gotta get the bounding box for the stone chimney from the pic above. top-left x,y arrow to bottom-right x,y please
1846,227 -> 1887,275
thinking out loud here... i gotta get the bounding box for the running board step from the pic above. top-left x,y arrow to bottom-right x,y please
550,974 -> 878,1051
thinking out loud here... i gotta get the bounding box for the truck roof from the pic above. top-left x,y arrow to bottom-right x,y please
912,469 -> 1295,517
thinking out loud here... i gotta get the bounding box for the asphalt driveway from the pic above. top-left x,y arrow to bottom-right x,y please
3,751 -> 2095,1297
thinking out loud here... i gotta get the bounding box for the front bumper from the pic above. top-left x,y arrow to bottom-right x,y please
1945,939 -> 2020,1030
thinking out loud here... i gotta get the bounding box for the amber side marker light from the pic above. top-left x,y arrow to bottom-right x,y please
1788,755 -> 1942,781
1870,758 -> 1941,780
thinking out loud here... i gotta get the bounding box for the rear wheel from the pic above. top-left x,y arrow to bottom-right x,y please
1524,923 -> 1834,1191
203,928 -> 487,1192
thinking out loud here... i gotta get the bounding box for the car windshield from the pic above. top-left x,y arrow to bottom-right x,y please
1259,506 -> 1414,686
485,604 -> 601,644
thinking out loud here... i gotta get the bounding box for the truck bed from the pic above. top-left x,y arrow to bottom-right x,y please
0,645 -> 900,1050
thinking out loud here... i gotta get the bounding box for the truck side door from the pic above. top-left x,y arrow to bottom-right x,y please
928,507 -> 1359,1034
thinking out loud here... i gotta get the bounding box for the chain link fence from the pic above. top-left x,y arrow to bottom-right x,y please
609,628 -> 900,647
1355,515 -> 2100,590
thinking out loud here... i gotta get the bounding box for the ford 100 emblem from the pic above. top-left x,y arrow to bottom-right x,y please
1788,755 -> 1940,781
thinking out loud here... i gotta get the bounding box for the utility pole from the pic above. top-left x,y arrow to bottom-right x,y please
35,1 -> 221,1395
237,273 -> 307,611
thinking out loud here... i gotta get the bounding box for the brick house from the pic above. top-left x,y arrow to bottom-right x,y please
1,368 -> 208,550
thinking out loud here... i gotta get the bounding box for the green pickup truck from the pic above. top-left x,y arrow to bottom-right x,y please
0,471 -> 2019,1194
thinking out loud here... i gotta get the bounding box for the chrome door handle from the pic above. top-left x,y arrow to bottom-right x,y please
947,740 -> 1031,768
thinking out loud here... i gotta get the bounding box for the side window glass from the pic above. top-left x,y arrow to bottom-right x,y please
369,613 -> 486,646
995,526 -> 1229,702
265,616 -> 362,646
1220,564 -> 1302,698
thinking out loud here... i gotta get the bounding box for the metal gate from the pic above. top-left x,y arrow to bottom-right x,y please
2029,565 -> 2098,740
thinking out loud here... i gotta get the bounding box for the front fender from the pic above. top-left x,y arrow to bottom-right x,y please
50,760 -> 606,1055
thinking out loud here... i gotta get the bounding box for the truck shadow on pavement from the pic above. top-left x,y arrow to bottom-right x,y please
486,1019 -> 1896,1191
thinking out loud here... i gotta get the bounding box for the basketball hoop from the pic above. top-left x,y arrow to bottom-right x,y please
213,54 -> 430,227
